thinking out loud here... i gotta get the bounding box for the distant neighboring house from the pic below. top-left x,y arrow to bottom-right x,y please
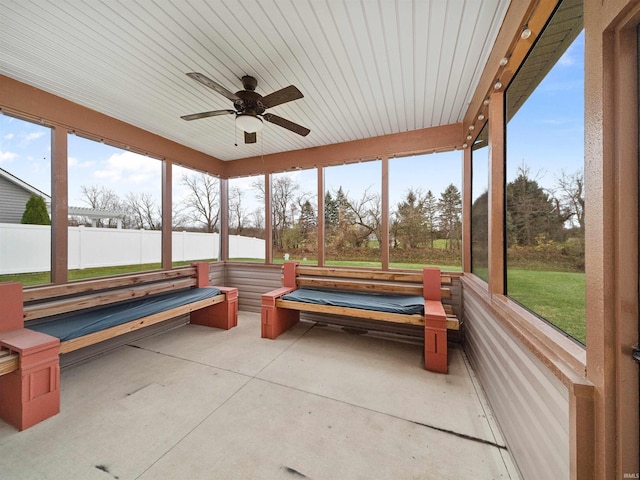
0,167 -> 51,224
0,167 -> 126,227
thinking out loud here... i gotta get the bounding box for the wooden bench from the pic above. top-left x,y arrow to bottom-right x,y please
0,262 -> 238,430
261,263 -> 459,374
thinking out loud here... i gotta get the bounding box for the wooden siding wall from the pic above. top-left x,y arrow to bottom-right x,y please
225,263 -> 283,313
0,176 -> 32,224
208,262 -> 226,287
463,283 -> 570,480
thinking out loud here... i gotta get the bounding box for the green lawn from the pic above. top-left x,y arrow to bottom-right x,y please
507,269 -> 586,344
0,260 -> 215,287
271,258 -> 462,271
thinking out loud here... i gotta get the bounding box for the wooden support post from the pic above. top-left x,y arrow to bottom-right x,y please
283,262 -> 299,288
0,282 -> 24,333
192,262 -> 210,288
161,160 -> 172,270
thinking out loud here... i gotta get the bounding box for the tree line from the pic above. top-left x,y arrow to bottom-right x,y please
472,165 -> 585,271
53,172 -> 465,256
23,162 -> 581,266
65,173 -> 222,232
250,176 -> 462,254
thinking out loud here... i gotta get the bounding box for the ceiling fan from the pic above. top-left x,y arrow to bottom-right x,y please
181,72 -> 310,144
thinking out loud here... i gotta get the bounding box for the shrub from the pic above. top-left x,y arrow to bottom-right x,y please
21,194 -> 51,225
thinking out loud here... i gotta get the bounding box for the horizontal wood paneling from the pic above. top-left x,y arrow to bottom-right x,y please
207,262 -> 226,287
225,263 -> 283,312
464,283 -> 569,480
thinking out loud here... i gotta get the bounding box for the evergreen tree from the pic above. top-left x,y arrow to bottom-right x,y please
506,169 -> 564,247
324,191 -> 338,229
423,190 -> 438,248
298,200 -> 316,237
21,194 -> 51,225
394,189 -> 427,248
437,184 -> 462,250
335,186 -> 352,223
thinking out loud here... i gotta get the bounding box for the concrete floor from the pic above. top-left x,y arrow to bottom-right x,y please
0,311 -> 520,480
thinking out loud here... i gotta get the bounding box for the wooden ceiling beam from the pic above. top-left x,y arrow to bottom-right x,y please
0,74 -> 225,176
223,122 -> 463,178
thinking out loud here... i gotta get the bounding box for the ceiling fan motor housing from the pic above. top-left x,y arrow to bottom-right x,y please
234,89 -> 265,115
241,75 -> 258,91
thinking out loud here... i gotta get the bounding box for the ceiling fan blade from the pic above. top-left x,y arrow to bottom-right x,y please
181,109 -> 235,121
263,113 -> 310,136
186,72 -> 240,101
244,131 -> 257,144
261,85 -> 304,109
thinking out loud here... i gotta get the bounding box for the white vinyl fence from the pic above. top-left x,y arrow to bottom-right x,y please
0,223 -> 265,274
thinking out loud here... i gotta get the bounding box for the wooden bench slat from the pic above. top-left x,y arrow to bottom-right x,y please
24,278 -> 196,321
295,277 -> 422,295
294,266 -> 453,285
58,293 -> 226,354
295,277 -> 451,298
295,267 -> 425,283
23,267 -> 197,303
275,299 -> 459,330
0,351 -> 20,376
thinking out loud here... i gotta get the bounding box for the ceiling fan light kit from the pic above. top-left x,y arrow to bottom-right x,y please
181,72 -> 309,144
236,114 -> 263,133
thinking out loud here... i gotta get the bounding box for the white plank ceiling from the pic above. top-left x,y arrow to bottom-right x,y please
0,0 -> 510,161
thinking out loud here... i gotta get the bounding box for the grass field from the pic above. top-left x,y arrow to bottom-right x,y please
0,260 -> 215,287
507,269 -> 586,344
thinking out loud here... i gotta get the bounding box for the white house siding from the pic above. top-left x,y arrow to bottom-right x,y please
0,175 -> 33,223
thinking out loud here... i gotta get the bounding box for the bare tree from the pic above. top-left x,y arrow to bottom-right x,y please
254,176 -> 306,249
125,192 -> 161,230
250,208 -> 265,231
555,169 -> 585,232
228,186 -> 246,234
253,176 -> 315,248
79,185 -> 124,227
336,187 -> 382,247
180,173 -> 220,232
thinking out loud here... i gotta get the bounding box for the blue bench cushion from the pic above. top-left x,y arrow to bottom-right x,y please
28,287 -> 221,341
281,288 -> 425,315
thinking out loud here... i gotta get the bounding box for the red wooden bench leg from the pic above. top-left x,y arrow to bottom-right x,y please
0,329 -> 60,430
0,281 -> 61,430
190,287 -> 239,330
261,287 -> 299,339
424,301 -> 448,373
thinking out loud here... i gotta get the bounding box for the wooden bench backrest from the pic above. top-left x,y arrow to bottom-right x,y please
22,265 -> 203,322
282,264 -> 452,299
